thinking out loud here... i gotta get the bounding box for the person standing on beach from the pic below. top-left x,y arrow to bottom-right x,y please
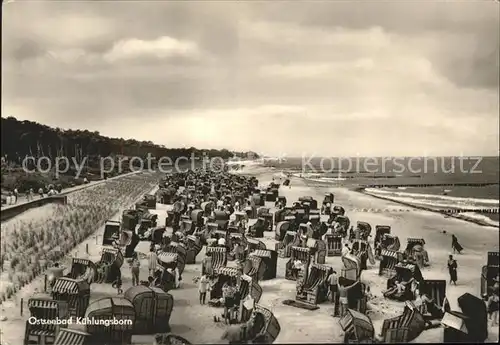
198,274 -> 209,304
148,247 -> 158,277
130,252 -> 141,286
338,278 -> 358,317
447,255 -> 458,285
328,269 -> 339,310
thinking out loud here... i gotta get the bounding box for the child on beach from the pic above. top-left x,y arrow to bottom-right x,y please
198,274 -> 209,304
130,252 -> 141,286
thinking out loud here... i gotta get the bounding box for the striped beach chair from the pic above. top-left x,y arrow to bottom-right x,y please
275,231 -> 299,258
67,258 -> 97,284
54,329 -> 90,345
240,274 -> 263,303
250,249 -> 277,280
244,255 -> 264,282
100,247 -> 124,266
298,263 -> 331,305
95,247 -> 124,284
157,252 -> 179,268
420,279 -> 447,311
380,301 -> 425,342
247,238 -> 267,254
253,305 -> 281,344
351,240 -> 375,266
227,233 -> 248,259
325,234 -> 342,256
162,243 -> 187,275
341,254 -> 361,281
378,249 -> 403,277
153,334 -> 192,345
210,267 -> 256,302
401,301 -> 426,341
185,235 -> 202,264
389,262 -> 423,284
275,220 -> 292,241
339,308 -> 374,343
180,219 -> 195,234
306,238 -> 327,264
285,246 -> 311,281
481,251 -> 499,298
51,277 -> 90,318
405,238 -> 426,259
84,297 -> 136,344
205,246 -> 228,271
24,298 -> 69,345
382,234 -> 401,251
380,315 -> 405,343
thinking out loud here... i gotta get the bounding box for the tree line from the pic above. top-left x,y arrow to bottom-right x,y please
1,116 -> 258,191
1,116 -> 258,164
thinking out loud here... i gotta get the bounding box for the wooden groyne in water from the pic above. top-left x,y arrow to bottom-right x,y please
358,188 -> 499,228
361,182 -> 499,188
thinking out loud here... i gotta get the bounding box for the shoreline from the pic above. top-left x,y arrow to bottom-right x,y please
291,174 -> 499,228
356,187 -> 499,228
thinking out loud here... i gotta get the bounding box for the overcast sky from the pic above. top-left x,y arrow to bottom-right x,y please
2,0 -> 499,157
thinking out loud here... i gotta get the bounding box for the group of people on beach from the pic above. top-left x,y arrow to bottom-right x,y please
196,270 -> 244,325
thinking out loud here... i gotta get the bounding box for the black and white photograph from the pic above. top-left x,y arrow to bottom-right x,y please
1,0 -> 499,344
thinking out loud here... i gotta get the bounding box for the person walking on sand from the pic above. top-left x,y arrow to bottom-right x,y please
451,234 -> 463,254
130,252 -> 141,286
447,255 -> 458,285
198,273 -> 209,304
328,269 -> 339,313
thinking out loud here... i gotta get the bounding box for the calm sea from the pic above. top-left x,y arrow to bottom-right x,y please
265,156 -> 499,200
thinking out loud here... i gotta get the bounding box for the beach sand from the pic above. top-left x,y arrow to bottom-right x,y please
1,165 -> 498,344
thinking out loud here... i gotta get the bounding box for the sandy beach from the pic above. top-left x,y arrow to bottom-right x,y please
1,164 -> 498,344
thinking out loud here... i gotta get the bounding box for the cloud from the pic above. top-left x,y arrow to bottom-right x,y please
1,1 -> 498,156
102,36 -> 201,63
259,64 -> 336,78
